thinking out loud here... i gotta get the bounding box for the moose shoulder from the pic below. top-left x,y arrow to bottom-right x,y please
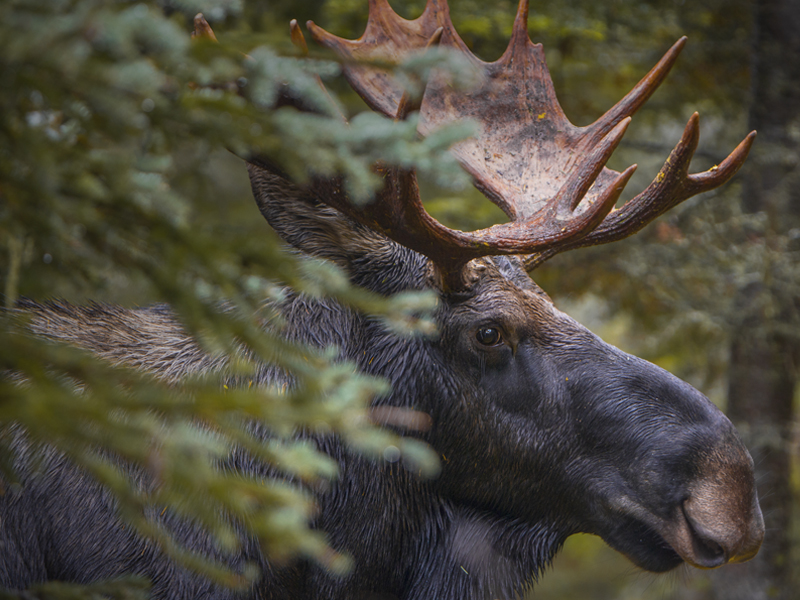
3,0 -> 763,599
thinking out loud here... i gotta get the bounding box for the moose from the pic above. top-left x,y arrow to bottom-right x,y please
2,0 -> 764,598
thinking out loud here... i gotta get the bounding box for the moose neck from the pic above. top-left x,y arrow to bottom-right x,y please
265,255 -> 570,600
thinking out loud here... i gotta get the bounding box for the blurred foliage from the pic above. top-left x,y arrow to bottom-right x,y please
0,0 -> 470,594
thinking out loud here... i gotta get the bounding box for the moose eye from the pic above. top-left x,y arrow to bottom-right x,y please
476,327 -> 502,346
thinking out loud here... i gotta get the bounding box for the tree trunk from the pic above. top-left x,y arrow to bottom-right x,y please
712,0 -> 800,598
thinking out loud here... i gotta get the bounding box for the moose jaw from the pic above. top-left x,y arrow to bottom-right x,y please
4,1 -> 764,599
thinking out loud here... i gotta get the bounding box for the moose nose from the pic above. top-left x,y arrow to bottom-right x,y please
666,431 -> 765,569
658,468 -> 764,569
680,497 -> 764,568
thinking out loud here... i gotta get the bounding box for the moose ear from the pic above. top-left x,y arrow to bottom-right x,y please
246,158 -> 395,269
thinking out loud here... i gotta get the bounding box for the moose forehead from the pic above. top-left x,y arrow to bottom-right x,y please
441,256 -> 574,339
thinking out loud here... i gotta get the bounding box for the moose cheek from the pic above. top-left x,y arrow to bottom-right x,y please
479,343 -> 564,418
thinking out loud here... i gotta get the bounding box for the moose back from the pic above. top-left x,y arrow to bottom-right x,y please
1,1 -> 763,599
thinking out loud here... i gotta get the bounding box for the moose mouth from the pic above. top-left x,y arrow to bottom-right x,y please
605,514 -> 684,573
606,496 -> 759,572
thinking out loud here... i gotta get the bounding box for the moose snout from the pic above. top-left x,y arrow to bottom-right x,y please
665,491 -> 764,569
677,478 -> 764,568
663,433 -> 764,569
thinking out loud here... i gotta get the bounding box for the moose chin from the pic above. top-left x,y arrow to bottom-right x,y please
3,1 -> 763,599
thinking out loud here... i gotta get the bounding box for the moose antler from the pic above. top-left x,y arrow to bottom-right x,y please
294,0 -> 754,289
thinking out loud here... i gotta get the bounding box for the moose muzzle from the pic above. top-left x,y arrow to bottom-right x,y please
662,434 -> 764,568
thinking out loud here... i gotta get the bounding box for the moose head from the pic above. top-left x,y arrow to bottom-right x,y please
244,0 -> 763,595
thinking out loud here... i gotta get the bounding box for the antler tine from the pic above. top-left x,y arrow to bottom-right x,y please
586,38 -> 687,143
395,27 -> 444,121
511,0 -> 530,42
524,115 -> 756,269
688,129 -> 756,190
290,19 -> 309,55
284,20 -> 347,121
192,13 -> 218,42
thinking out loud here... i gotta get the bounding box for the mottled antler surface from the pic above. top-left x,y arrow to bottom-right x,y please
300,0 -> 754,288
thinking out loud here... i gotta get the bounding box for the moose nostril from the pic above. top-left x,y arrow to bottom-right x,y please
690,529 -> 727,567
681,503 -> 730,568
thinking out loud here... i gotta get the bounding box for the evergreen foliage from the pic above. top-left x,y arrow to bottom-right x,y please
0,0 -> 476,594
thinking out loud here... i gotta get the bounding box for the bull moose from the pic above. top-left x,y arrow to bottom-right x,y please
1,0 -> 764,598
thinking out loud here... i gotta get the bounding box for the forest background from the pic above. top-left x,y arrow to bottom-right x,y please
1,0 -> 797,599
